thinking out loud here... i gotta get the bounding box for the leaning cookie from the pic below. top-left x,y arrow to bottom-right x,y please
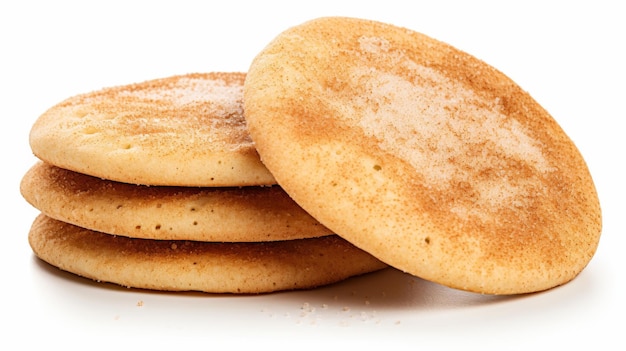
244,17 -> 602,295
29,72 -> 275,187
21,162 -> 332,242
29,215 -> 387,294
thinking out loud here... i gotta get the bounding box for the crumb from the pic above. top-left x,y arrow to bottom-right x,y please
137,300 -> 144,307
301,302 -> 315,313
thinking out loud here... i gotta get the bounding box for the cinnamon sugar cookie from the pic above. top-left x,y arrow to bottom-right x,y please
28,214 -> 387,294
20,162 -> 332,241
243,17 -> 602,294
29,72 -> 275,186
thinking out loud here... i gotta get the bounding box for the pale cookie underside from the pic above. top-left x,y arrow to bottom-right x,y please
28,215 -> 387,294
29,72 -> 276,186
20,162 -> 332,241
243,17 -> 602,294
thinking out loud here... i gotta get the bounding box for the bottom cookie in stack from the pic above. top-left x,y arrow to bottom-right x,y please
21,163 -> 387,294
28,214 -> 386,294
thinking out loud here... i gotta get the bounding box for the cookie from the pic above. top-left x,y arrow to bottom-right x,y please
243,17 -> 602,294
28,214 -> 387,294
29,72 -> 276,186
20,162 -> 332,241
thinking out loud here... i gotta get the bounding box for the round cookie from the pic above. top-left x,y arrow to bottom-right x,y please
243,17 -> 602,294
29,72 -> 276,186
28,214 -> 387,294
20,162 -> 332,242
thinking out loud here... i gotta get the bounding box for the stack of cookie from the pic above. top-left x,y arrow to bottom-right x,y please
23,17 -> 603,296
20,72 -> 387,294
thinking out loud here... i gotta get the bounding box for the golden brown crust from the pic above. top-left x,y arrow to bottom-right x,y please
28,214 -> 387,294
244,17 -> 602,294
29,72 -> 276,186
20,162 -> 332,241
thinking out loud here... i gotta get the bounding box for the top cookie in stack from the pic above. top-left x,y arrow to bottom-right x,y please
21,72 -> 387,294
29,72 -> 275,187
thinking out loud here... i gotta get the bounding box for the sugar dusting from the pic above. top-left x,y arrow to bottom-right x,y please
119,77 -> 243,111
103,74 -> 251,150
338,37 -> 556,219
358,36 -> 391,54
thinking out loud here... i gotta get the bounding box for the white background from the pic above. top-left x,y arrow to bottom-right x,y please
2,1 -> 623,349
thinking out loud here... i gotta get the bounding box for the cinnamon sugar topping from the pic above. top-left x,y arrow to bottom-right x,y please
332,41 -> 557,220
